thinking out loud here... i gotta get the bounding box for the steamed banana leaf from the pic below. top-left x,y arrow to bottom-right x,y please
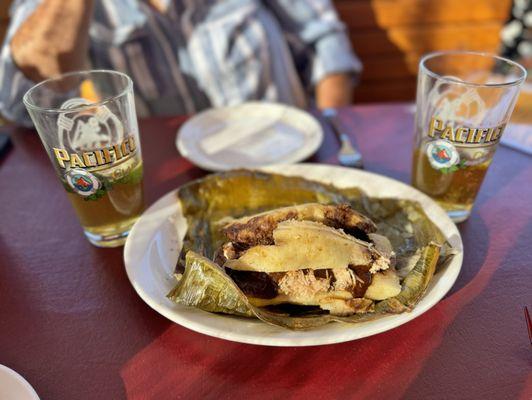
168,170 -> 453,330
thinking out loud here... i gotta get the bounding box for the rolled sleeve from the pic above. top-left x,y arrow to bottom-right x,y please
265,0 -> 362,86
0,0 -> 41,126
311,28 -> 362,85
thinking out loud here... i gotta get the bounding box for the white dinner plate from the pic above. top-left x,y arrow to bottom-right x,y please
0,365 -> 40,400
176,102 -> 323,171
124,164 -> 463,346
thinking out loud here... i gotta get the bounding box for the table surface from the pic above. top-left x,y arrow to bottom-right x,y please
0,103 -> 531,400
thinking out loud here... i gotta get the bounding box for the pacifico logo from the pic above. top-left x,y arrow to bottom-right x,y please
428,116 -> 506,146
58,98 -> 124,152
65,169 -> 101,196
53,136 -> 137,169
52,98 -> 137,171
52,98 -> 139,197
426,139 -> 460,170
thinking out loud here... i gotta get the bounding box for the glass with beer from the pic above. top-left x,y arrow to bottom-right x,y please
23,70 -> 144,247
412,51 -> 526,222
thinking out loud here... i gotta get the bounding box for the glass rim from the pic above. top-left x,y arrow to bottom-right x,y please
419,50 -> 527,89
23,69 -> 133,114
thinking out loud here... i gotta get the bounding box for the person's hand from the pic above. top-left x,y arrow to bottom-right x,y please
11,0 -> 93,82
316,73 -> 355,108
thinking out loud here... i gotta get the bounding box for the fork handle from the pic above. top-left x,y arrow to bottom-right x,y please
324,114 -> 356,151
339,133 -> 354,148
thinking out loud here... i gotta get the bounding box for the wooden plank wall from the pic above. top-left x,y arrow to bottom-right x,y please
336,0 -> 513,102
0,0 -> 9,47
0,0 -> 512,104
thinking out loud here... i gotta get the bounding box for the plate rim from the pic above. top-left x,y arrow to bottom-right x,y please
124,164 -> 463,346
175,102 -> 324,171
0,365 -> 40,400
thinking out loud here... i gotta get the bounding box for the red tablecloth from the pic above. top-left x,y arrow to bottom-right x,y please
0,103 -> 530,400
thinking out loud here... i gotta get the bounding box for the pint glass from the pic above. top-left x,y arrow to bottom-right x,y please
412,51 -> 526,222
23,70 -> 144,247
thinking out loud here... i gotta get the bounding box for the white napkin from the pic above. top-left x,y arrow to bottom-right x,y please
200,109 -> 285,155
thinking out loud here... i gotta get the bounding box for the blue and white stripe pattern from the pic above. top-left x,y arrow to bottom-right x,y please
0,0 -> 361,125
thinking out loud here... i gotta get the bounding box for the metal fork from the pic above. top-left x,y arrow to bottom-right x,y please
321,108 -> 364,168
322,108 -> 364,168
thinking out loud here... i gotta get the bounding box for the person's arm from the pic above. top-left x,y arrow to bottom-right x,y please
0,0 -> 150,125
316,72 -> 354,109
264,0 -> 362,108
10,0 -> 94,82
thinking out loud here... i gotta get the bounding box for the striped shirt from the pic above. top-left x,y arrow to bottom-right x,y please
0,0 -> 361,125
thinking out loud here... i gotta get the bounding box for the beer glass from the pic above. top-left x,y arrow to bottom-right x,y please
23,70 -> 144,247
412,51 -> 526,222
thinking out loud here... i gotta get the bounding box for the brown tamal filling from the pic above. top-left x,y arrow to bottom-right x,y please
222,203 -> 376,248
225,265 -> 373,300
215,215 -> 377,300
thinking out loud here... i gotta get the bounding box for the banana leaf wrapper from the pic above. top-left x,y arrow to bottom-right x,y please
168,170 -> 453,330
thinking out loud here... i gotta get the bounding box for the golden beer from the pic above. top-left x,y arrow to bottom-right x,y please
412,148 -> 490,214
65,159 -> 144,245
411,115 -> 498,221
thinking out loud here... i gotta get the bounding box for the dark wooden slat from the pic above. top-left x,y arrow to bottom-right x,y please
0,1 -> 10,20
350,22 -> 504,57
335,0 -> 512,29
354,78 -> 418,102
357,43 -> 501,82
0,23 -> 7,45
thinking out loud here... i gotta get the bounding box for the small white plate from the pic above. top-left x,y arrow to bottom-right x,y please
176,102 -> 323,171
124,164 -> 463,346
0,365 -> 40,400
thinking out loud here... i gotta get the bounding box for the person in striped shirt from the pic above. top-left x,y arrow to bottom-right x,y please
0,0 -> 362,125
